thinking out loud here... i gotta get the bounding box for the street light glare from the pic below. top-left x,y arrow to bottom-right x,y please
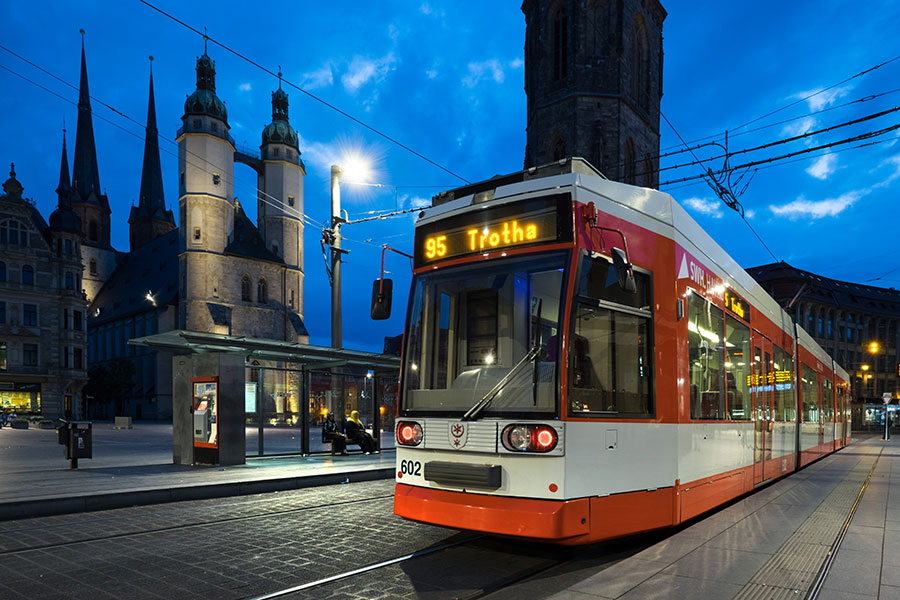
869,341 -> 880,354
340,153 -> 372,185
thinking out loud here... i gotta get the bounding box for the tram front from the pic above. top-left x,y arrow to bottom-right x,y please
390,184 -> 597,541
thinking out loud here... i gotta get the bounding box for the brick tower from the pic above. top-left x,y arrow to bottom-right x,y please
522,0 -> 666,188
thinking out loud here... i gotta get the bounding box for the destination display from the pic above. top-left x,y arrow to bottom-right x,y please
724,289 -> 749,321
414,194 -> 572,267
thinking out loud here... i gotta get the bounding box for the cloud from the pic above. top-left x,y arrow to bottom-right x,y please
462,59 -> 505,88
795,85 -> 852,112
806,153 -> 837,180
239,83 -> 252,92
744,209 -> 756,219
342,53 -> 397,94
769,191 -> 862,219
425,68 -> 438,79
301,64 -> 334,90
781,116 -> 816,138
509,58 -> 523,69
683,196 -> 723,218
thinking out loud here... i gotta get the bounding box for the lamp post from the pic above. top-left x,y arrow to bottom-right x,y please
330,165 -> 344,349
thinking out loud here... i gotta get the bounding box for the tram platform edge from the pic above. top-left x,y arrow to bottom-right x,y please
0,423 -> 397,522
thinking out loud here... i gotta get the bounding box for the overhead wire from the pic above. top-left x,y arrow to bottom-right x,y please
136,0 -> 470,185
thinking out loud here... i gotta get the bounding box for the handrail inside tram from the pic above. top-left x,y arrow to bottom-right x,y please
462,343 -> 546,421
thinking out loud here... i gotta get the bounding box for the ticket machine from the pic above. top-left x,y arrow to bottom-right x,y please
191,377 -> 218,450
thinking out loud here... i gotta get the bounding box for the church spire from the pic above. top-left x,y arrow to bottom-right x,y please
56,128 -> 73,206
137,58 -> 166,217
72,29 -> 102,203
129,57 -> 175,250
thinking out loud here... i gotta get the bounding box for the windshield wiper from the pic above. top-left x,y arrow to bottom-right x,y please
461,343 -> 545,421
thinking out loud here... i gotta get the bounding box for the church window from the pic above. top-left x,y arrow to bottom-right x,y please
65,272 -> 74,290
65,239 -> 73,255
64,346 -> 70,368
89,220 -> 99,242
552,5 -> 568,81
289,289 -> 294,309
553,137 -> 566,162
212,173 -> 220,185
74,310 -> 83,331
194,227 -> 201,241
0,302 -> 5,324
0,342 -> 5,370
241,276 -> 251,302
631,15 -> 651,111
75,347 -> 83,370
288,195 -> 295,207
272,243 -> 279,257
211,122 -> 218,132
257,278 -> 268,304
625,138 -> 636,184
180,172 -> 185,186
643,154 -> 653,188
0,261 -> 5,282
193,118 -> 201,129
273,148 -> 280,157
22,265 -> 33,286
90,259 -> 97,275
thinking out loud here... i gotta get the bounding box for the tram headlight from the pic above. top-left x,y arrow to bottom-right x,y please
501,424 -> 558,453
396,421 -> 423,446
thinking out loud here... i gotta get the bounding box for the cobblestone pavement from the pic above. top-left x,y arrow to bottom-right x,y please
0,480 -> 460,600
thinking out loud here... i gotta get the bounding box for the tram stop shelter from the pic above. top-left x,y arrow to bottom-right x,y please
130,330 -> 401,466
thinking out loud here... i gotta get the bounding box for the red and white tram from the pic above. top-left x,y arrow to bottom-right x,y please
384,158 -> 851,545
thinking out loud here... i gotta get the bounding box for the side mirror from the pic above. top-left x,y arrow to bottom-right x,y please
371,278 -> 393,320
611,248 -> 636,293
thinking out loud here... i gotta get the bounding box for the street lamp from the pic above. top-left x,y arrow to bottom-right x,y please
868,341 -> 880,398
329,158 -> 372,349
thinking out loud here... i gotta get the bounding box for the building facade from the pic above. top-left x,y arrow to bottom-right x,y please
522,0 -> 666,187
0,155 -> 89,419
750,262 -> 900,428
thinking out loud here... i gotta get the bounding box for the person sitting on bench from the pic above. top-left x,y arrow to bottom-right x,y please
322,412 -> 348,455
345,410 -> 377,454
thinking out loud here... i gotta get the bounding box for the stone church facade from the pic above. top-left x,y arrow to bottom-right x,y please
523,0 -> 666,188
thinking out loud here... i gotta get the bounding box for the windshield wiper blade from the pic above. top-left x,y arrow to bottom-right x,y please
462,344 -> 545,421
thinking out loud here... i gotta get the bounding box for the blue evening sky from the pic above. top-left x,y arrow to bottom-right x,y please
2,1 -> 900,352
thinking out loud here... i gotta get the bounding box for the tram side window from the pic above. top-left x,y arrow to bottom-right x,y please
688,292 -> 725,420
724,316 -> 749,420
772,345 -> 795,421
824,379 -> 834,423
569,257 -> 653,416
801,364 -> 818,423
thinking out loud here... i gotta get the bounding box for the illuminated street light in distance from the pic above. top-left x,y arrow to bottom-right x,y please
869,341 -> 881,354
861,364 -> 870,371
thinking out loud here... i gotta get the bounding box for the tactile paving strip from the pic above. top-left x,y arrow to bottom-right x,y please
733,453 -> 879,599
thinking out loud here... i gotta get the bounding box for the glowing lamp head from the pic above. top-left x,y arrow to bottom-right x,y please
869,342 -> 881,354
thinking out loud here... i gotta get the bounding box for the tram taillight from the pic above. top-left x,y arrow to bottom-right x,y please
501,424 -> 559,453
397,421 -> 423,446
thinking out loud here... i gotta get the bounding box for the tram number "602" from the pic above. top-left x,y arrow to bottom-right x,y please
400,460 -> 422,476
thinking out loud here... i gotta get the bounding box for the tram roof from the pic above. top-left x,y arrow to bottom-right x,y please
423,158 -> 845,377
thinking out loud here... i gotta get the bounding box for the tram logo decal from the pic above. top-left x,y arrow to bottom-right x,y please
677,249 -> 724,299
449,422 -> 469,449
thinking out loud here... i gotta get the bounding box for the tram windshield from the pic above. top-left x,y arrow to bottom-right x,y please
402,252 -> 568,418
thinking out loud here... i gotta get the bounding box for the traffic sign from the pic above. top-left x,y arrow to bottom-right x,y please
883,393 -> 892,404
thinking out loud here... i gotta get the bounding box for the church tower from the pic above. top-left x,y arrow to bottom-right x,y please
522,0 -> 666,188
70,35 -> 117,303
177,49 -> 235,331
129,62 -> 175,250
259,75 -> 305,318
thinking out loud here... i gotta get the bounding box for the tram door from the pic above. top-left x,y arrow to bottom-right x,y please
752,339 -> 774,485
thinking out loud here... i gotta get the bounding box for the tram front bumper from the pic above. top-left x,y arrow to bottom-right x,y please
394,483 -> 590,541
